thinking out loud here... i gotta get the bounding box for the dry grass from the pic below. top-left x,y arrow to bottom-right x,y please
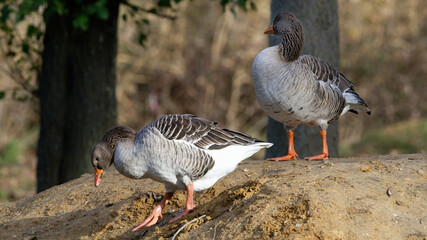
338,0 -> 427,144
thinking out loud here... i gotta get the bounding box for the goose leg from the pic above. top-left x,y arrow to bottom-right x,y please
132,192 -> 174,231
168,184 -> 196,223
268,130 -> 298,161
305,130 -> 330,160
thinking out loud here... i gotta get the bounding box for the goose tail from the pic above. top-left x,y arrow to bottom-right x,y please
342,89 -> 371,115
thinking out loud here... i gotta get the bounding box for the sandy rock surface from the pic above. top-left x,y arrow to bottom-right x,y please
1,154 -> 426,240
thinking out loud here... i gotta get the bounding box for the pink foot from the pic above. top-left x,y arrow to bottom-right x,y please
168,206 -> 196,223
305,153 -> 329,161
132,207 -> 162,231
132,192 -> 174,231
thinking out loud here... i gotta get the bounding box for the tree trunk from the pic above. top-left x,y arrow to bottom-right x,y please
37,1 -> 119,192
266,0 -> 340,159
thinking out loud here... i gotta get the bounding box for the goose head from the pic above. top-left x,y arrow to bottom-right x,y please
91,126 -> 136,187
91,142 -> 112,187
264,12 -> 304,62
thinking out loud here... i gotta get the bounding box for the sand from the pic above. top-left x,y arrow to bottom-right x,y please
0,154 -> 426,240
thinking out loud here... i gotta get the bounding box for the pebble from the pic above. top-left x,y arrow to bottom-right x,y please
386,187 -> 392,197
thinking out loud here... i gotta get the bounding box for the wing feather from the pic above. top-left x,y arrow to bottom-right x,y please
299,55 -> 370,116
154,114 -> 263,150
299,55 -> 357,92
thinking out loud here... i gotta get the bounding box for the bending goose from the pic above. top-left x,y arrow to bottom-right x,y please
91,114 -> 272,231
252,12 -> 370,161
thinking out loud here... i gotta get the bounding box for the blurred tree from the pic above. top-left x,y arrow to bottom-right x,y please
265,0 -> 340,159
0,0 -> 255,192
36,0 -> 119,192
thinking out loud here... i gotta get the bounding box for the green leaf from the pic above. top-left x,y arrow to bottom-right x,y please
0,5 -> 11,22
122,14 -> 127,21
0,24 -> 13,34
250,1 -> 256,10
158,0 -> 171,8
142,19 -> 150,25
138,33 -> 147,46
16,95 -> 29,102
22,41 -> 30,53
97,6 -> 109,20
52,0 -> 66,15
95,0 -> 108,7
86,4 -> 97,15
73,14 -> 89,30
12,90 -> 28,102
220,0 -> 230,8
0,91 -> 5,100
237,0 -> 247,11
15,11 -> 26,22
27,24 -> 39,37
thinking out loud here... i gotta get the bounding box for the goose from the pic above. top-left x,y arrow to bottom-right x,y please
252,12 -> 370,161
91,114 -> 272,231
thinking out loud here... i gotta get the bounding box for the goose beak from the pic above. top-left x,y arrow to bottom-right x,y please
94,167 -> 104,187
264,24 -> 274,34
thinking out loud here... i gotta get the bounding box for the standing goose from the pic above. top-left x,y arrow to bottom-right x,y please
91,114 -> 272,231
252,12 -> 370,161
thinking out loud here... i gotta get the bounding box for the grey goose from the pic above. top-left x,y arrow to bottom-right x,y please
91,114 -> 272,231
252,12 -> 370,161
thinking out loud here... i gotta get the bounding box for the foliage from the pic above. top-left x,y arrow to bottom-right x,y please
0,0 -> 44,100
0,0 -> 254,99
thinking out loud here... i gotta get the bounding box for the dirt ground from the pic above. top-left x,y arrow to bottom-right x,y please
0,154 -> 426,240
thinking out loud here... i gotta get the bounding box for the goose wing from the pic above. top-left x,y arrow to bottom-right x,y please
299,55 -> 371,115
299,55 -> 354,91
154,114 -> 262,150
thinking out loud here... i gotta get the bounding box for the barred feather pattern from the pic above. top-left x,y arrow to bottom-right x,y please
252,12 -> 370,131
153,114 -> 262,150
299,55 -> 370,117
135,126 -> 215,182
276,13 -> 304,62
298,55 -> 347,123
94,114 -> 272,192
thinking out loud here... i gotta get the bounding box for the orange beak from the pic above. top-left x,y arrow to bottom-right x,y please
94,167 -> 104,187
264,24 -> 274,34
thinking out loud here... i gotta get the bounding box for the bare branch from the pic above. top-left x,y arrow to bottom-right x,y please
0,40 -> 38,95
119,0 -> 177,21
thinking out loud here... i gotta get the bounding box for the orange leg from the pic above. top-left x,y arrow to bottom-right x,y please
305,130 -> 330,160
132,192 -> 174,231
168,184 -> 196,223
268,130 -> 299,161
